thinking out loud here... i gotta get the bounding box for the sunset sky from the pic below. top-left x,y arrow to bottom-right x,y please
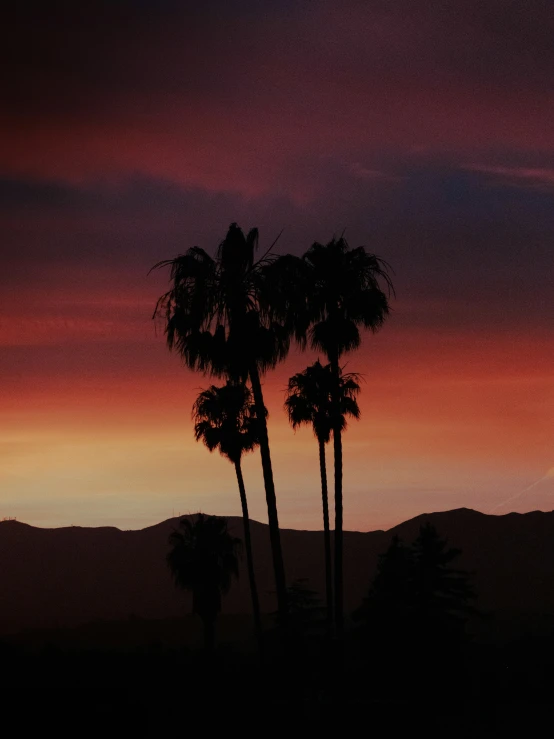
1,1 -> 553,531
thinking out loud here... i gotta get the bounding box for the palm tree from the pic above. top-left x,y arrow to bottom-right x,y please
274,237 -> 393,637
167,513 -> 242,652
284,361 -> 360,627
193,381 -> 263,654
152,223 -> 289,622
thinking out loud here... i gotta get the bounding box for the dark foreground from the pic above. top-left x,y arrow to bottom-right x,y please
2,613 -> 554,734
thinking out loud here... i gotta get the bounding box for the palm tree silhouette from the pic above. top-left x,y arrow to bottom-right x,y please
167,513 -> 241,652
152,223 -> 289,622
284,360 -> 360,626
282,237 -> 393,637
193,382 -> 264,654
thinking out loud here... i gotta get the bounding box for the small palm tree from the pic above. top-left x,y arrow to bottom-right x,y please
153,223 -> 289,622
167,513 -> 242,652
284,361 -> 360,626
193,381 -> 263,654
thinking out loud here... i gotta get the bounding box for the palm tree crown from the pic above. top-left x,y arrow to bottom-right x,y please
152,223 -> 288,381
285,360 -> 361,444
193,382 -> 260,465
302,236 -> 393,359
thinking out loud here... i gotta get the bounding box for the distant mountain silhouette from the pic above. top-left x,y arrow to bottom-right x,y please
2,507 -> 554,635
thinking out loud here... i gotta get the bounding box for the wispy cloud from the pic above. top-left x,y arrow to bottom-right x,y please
465,164 -> 554,191
346,162 -> 403,183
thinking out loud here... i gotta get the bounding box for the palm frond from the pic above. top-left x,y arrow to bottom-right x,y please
300,236 -> 394,361
152,224 -> 295,380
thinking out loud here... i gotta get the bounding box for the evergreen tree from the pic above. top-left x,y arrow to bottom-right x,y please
412,522 -> 475,637
355,524 -> 475,642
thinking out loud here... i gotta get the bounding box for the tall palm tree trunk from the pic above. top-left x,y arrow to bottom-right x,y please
249,364 -> 288,625
318,437 -> 333,630
329,352 -> 344,638
235,460 -> 264,657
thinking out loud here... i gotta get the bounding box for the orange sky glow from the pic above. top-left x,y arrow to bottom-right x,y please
1,1 -> 553,530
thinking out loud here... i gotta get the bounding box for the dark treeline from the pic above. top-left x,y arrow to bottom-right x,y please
3,638 -> 554,732
3,523 -> 554,733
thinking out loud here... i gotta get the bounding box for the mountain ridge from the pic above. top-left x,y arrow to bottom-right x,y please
1,504 -> 532,534
2,507 -> 554,636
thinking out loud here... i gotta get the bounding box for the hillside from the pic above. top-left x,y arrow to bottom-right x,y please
1,508 -> 554,635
